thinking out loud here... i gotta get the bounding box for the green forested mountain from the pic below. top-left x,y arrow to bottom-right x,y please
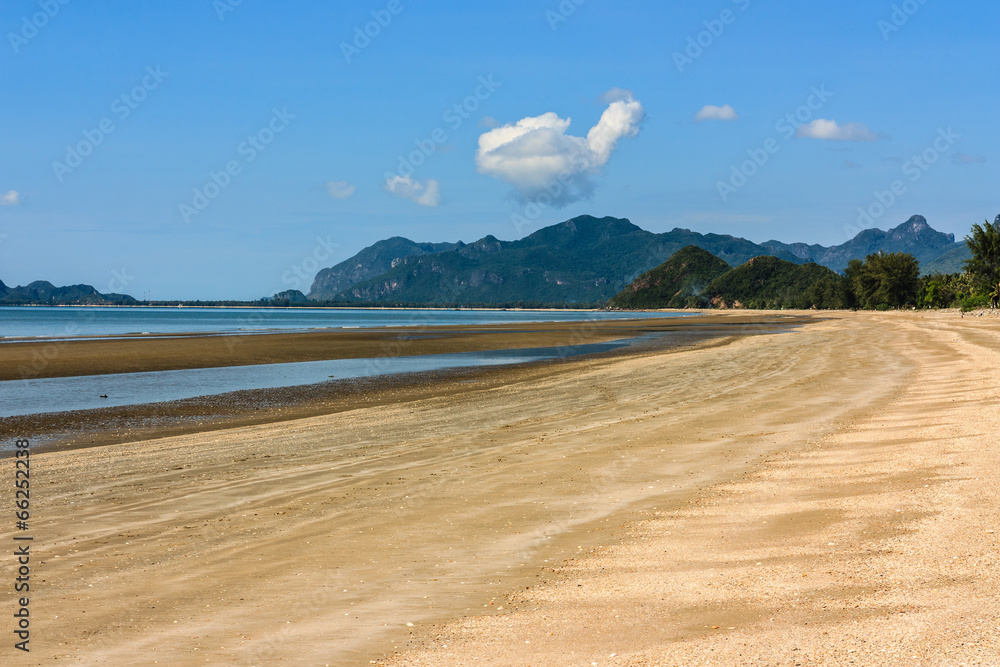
0,280 -> 138,305
311,216 -> 807,304
608,246 -> 730,309
310,237 -> 460,300
761,215 -> 962,273
701,256 -> 848,309
308,214 -> 967,305
919,244 -> 972,275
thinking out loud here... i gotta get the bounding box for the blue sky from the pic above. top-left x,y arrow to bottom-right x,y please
1,0 -> 996,299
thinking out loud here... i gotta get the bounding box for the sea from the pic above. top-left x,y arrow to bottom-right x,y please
0,307 -> 690,418
0,306 -> 680,340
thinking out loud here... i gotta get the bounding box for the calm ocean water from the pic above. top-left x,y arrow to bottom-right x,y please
0,339 -> 640,418
0,306 -> 685,339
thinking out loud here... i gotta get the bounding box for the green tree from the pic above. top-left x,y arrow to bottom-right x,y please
846,252 -> 920,309
844,258 -> 869,309
917,273 -> 961,309
795,275 -> 850,309
963,217 -> 1000,293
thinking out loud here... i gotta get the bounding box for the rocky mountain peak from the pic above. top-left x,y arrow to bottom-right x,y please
905,214 -> 929,231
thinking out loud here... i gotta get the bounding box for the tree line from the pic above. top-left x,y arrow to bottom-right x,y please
841,217 -> 1000,311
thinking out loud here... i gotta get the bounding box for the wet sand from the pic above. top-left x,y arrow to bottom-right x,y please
1,314 -> 769,381
1,314 -> 800,451
3,311 -> 998,665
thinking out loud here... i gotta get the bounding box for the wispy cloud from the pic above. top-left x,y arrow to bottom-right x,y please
0,190 -> 20,206
384,175 -> 441,207
475,89 -> 645,206
325,180 -> 356,199
600,87 -> 635,104
952,152 -> 986,164
843,159 -> 861,169
796,119 -> 879,142
693,104 -> 738,122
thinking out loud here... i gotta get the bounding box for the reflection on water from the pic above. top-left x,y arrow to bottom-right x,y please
0,339 -> 633,418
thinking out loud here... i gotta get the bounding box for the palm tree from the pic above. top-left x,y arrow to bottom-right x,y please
990,281 -> 1000,309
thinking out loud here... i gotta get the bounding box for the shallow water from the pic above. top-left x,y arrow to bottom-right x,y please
0,339 -> 634,418
0,306 -> 688,339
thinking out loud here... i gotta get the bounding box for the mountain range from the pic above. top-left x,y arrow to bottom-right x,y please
0,280 -> 138,306
760,214 -> 965,273
307,214 -> 969,305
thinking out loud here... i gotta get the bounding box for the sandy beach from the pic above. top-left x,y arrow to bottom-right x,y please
3,311 -> 999,665
2,315 -> 798,451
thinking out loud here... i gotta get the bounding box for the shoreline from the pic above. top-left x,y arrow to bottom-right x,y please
0,313 -> 799,382
1,303 -> 691,312
1,316 -> 791,454
0,313 -> 694,346
1,315 -> 728,380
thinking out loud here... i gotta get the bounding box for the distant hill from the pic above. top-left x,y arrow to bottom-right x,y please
309,216 -> 806,304
922,244 -> 972,275
922,214 -> 1000,275
762,215 -> 962,274
310,237 -> 460,300
702,256 -> 847,309
266,289 -> 310,306
306,213 -> 974,306
608,246 -> 730,309
0,280 -> 138,306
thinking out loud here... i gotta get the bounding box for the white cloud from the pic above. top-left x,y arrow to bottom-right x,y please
796,119 -> 879,142
0,190 -> 20,206
325,180 -> 356,199
475,91 -> 645,206
694,104 -> 738,122
384,175 -> 441,207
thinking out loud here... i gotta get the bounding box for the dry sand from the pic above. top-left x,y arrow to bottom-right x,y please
2,311 -> 998,665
